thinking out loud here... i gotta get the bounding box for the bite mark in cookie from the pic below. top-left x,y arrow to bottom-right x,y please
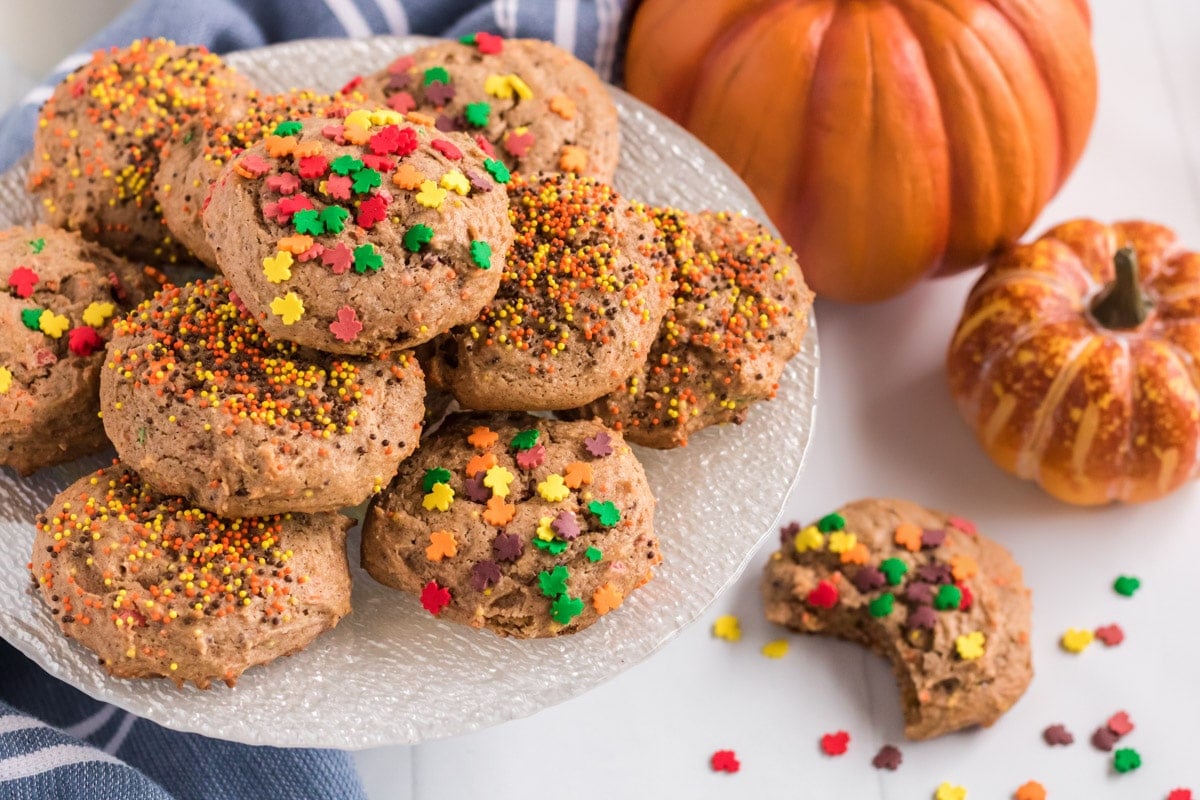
762,498 -> 1032,740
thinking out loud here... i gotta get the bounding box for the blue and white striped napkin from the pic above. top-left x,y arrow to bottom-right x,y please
0,1 -> 631,796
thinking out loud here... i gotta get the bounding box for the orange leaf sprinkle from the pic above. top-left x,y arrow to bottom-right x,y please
483,496 -> 515,527
393,162 -> 425,190
563,461 -> 593,489
894,523 -> 922,552
468,426 -> 498,449
425,530 -> 458,561
466,452 -> 497,478
951,555 -> 979,582
593,582 -> 624,615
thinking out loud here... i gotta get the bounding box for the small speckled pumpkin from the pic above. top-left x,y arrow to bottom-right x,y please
947,219 -> 1200,505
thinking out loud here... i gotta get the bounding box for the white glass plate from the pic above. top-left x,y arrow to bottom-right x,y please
0,36 -> 818,748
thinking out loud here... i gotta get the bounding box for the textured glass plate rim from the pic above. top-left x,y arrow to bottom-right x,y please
0,35 -> 819,749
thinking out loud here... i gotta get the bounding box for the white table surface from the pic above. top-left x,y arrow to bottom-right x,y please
0,2 -> 1195,798
354,2 -> 1200,798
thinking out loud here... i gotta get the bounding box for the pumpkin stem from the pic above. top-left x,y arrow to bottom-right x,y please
1090,247 -> 1152,329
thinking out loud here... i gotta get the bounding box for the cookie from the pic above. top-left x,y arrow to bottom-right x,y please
31,463 -> 352,688
204,110 -> 514,354
568,209 -> 813,447
426,173 -> 674,410
359,35 -> 619,180
28,39 -> 254,264
362,413 -> 660,638
762,498 -> 1032,740
155,89 -> 364,268
100,279 -> 425,517
1,226 -> 155,474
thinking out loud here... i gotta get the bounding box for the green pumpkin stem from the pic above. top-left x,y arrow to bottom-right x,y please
1090,247 -> 1152,329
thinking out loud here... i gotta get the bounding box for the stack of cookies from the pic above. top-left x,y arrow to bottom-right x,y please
8,35 -> 814,689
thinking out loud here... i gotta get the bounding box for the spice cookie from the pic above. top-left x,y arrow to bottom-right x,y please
362,413 -> 660,638
359,35 -> 619,180
100,279 -> 425,517
29,38 -> 253,264
762,498 -> 1032,740
155,89 -> 364,268
1,226 -> 156,474
31,463 -> 352,688
204,110 -> 514,354
569,209 -> 813,447
426,173 -> 674,410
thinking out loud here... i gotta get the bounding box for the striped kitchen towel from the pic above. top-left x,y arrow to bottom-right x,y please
0,0 -> 631,173
0,5 -> 632,797
0,640 -> 367,799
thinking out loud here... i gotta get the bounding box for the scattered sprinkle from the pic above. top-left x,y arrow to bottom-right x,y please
1091,726 -> 1119,752
935,782 -> 968,800
1113,747 -> 1141,773
1060,628 -> 1095,653
1014,781 -> 1046,800
1043,724 -> 1074,746
820,731 -> 849,756
1107,711 -> 1134,736
872,744 -> 903,770
1094,624 -> 1125,647
761,639 -> 789,659
710,750 -> 740,774
712,615 -> 741,642
1113,575 -> 1141,597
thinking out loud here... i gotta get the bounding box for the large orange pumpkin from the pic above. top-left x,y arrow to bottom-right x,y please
624,0 -> 1098,302
947,219 -> 1200,505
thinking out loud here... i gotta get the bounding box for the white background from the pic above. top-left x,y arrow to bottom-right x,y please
3,1 -> 1199,798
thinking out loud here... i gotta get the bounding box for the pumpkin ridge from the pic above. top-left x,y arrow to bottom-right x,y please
927,0 -> 1060,227
982,0 -> 1078,183
1014,335 -> 1100,481
965,268 -> 1085,311
889,0 -> 1013,268
965,314 -> 1077,424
